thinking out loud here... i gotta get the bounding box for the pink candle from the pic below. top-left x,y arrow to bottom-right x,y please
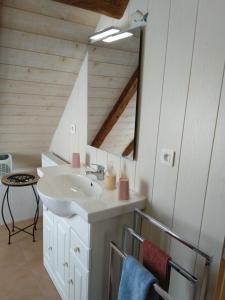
118,177 -> 129,200
72,152 -> 80,168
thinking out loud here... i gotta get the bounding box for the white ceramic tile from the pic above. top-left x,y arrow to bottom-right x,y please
96,149 -> 108,168
107,153 -> 121,183
85,145 -> 97,166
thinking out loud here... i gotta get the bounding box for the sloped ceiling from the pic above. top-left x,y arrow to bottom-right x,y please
0,0 -> 99,166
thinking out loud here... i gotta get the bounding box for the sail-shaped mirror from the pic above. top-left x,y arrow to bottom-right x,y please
87,27 -> 141,160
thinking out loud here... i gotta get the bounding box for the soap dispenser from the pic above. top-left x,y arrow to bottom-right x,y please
104,162 -> 116,190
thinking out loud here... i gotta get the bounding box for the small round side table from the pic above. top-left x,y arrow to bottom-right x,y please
1,172 -> 40,244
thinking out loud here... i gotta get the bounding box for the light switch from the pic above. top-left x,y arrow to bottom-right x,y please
160,149 -> 175,167
70,124 -> 76,134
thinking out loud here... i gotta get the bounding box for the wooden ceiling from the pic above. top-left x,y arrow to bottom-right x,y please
54,0 -> 129,19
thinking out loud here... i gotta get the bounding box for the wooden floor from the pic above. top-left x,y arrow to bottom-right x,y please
0,218 -> 61,300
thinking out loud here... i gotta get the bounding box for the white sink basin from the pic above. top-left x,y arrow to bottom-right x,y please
37,174 -> 102,217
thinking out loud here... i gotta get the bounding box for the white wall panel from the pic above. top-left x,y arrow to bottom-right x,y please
196,65 -> 225,300
135,0 -> 171,202
170,0 -> 225,298
151,0 -> 198,229
149,0 -> 199,268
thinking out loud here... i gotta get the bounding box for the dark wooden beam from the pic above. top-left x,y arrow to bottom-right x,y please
54,0 -> 129,19
122,140 -> 134,156
91,67 -> 139,148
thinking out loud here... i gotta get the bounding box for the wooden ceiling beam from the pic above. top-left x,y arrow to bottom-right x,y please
122,139 -> 134,157
91,67 -> 139,148
54,0 -> 129,19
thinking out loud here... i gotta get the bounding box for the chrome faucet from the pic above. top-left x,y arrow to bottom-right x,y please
86,164 -> 105,180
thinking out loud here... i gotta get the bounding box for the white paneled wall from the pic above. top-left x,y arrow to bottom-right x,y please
135,0 -> 171,203
50,0 -> 225,298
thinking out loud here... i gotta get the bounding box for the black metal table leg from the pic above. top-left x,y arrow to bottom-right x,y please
32,185 -> 39,229
32,184 -> 39,242
1,186 -> 11,244
6,187 -> 15,232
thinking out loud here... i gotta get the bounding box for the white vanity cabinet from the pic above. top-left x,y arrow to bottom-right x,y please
68,226 -> 90,300
43,205 -> 136,300
54,216 -> 70,299
43,208 -> 68,299
39,159 -> 145,300
69,251 -> 89,300
43,207 -> 90,300
43,208 -> 54,271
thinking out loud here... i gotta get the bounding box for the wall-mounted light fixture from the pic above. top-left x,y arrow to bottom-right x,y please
89,26 -> 120,42
88,10 -> 148,44
103,31 -> 133,43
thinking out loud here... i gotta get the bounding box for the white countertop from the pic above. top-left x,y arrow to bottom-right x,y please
37,165 -> 146,223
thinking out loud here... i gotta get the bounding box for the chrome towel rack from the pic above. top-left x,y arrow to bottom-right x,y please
108,241 -> 174,300
122,226 -> 198,284
132,209 -> 212,299
133,209 -> 212,264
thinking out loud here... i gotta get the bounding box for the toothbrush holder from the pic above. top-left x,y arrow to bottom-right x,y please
118,177 -> 129,200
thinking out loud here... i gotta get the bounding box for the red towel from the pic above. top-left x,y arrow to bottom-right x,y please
143,240 -> 171,292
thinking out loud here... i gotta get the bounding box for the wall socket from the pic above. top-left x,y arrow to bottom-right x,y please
70,124 -> 76,134
160,149 -> 175,167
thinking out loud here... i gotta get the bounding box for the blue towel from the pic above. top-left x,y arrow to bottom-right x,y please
118,256 -> 158,300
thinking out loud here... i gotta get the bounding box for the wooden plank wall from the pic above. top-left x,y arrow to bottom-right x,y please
0,0 -> 98,165
84,0 -> 225,299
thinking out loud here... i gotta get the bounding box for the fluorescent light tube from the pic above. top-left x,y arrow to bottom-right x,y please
103,32 -> 133,43
89,27 -> 120,41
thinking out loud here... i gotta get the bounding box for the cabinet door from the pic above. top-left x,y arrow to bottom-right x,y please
69,250 -> 89,300
43,213 -> 54,269
54,216 -> 70,299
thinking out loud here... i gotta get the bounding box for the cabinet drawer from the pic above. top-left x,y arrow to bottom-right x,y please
70,229 -> 90,270
43,205 -> 54,223
67,215 -> 90,246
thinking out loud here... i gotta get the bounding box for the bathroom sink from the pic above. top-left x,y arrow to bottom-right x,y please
37,174 -> 102,217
